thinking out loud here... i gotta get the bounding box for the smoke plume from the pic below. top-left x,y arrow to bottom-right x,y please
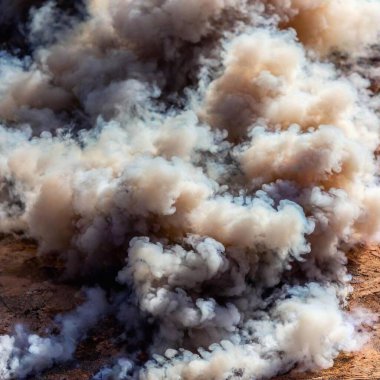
0,0 -> 380,378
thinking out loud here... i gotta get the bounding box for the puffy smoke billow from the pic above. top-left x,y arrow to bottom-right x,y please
0,0 -> 380,379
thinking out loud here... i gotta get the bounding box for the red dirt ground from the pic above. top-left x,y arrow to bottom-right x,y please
0,236 -> 378,379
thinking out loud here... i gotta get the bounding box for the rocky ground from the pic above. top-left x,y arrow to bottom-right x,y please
0,236 -> 379,380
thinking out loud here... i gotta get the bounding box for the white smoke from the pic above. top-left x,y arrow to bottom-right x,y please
0,0 -> 380,379
0,288 -> 108,379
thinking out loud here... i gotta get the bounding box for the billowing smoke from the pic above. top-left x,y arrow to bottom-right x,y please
0,288 -> 108,379
0,0 -> 380,379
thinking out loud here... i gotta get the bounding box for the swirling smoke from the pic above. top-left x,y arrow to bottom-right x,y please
0,0 -> 380,379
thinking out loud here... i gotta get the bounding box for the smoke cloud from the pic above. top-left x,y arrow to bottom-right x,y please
0,0 -> 380,378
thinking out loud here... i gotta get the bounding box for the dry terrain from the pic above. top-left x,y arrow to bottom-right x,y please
0,236 -> 379,380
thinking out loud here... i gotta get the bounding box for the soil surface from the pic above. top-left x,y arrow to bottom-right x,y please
0,236 -> 379,380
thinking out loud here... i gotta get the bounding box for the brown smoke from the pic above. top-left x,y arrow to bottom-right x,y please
0,1 -> 380,379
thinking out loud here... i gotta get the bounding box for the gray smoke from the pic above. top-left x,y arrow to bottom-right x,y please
0,288 -> 108,379
0,0 -> 380,379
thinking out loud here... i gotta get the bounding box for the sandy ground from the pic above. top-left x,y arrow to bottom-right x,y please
0,236 -> 379,380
